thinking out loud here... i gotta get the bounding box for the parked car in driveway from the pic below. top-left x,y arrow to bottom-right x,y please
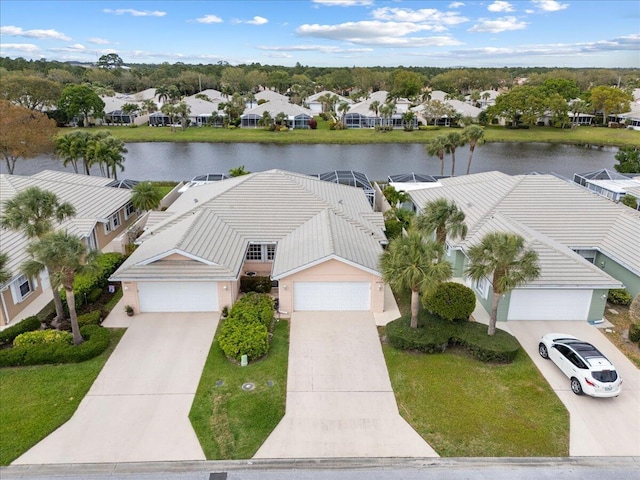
538,333 -> 622,397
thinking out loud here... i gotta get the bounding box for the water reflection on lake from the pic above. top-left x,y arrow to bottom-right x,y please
5,142 -> 618,182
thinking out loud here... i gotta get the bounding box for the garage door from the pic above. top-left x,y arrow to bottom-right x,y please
137,282 -> 218,312
293,282 -> 371,311
507,289 -> 591,321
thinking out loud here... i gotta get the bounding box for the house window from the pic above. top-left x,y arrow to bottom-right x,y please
124,202 -> 136,219
104,212 -> 121,234
473,276 -> 489,299
245,243 -> 276,262
12,275 -> 33,303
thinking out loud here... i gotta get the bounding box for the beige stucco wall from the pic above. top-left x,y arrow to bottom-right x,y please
277,258 -> 384,314
0,279 -> 44,327
95,208 -> 138,250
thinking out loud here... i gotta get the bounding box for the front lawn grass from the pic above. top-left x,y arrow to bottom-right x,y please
189,319 -> 289,459
0,328 -> 125,465
383,345 -> 569,457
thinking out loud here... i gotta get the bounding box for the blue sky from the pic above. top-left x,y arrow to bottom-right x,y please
1,1 -> 639,68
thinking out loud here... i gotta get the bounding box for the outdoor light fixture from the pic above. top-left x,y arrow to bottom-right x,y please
222,285 -> 228,291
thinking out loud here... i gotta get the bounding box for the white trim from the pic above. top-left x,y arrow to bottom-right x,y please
272,254 -> 380,280
137,249 -> 218,266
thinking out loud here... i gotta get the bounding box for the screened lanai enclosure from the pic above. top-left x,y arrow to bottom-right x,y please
107,179 -> 140,189
313,170 -> 375,206
179,173 -> 230,192
104,110 -> 136,125
240,113 -> 313,129
387,173 -> 448,183
148,112 -> 171,126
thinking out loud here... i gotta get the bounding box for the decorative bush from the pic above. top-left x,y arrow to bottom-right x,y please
217,316 -> 269,362
77,311 -> 102,327
0,325 -> 110,367
63,252 -> 126,309
308,118 -> 318,129
385,311 -> 521,363
229,292 -> 274,327
607,288 -> 632,306
383,216 -> 403,240
14,329 -> 73,348
239,276 -> 273,294
0,316 -> 40,346
424,282 -> 476,322
629,323 -> 640,343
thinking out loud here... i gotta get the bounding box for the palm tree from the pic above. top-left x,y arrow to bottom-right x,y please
175,101 -> 191,130
55,130 -> 94,175
462,125 -> 485,175
87,133 -> 127,179
415,198 -> 467,256
1,186 -> 76,323
369,100 -> 381,125
444,131 -> 464,176
22,231 -> 100,345
426,135 -> 447,176
337,101 -> 350,124
380,228 -> 452,328
465,232 -> 541,336
121,103 -> 138,125
156,86 -> 170,104
0,252 -> 11,285
131,181 -> 163,211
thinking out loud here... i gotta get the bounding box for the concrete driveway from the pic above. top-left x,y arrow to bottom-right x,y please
508,321 -> 640,457
14,313 -> 219,464
254,312 -> 437,458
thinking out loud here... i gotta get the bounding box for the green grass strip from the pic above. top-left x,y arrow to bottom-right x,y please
189,319 -> 289,459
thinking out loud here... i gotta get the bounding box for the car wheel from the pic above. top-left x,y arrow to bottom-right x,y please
571,377 -> 583,395
538,343 -> 549,359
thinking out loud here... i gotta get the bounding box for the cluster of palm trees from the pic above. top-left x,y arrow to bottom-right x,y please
381,198 -> 540,336
1,187 -> 97,345
426,125 -> 485,176
54,131 -> 127,179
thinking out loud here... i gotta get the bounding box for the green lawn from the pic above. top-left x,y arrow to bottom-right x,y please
384,346 -> 569,457
92,123 -> 640,148
189,319 -> 289,459
0,329 -> 125,465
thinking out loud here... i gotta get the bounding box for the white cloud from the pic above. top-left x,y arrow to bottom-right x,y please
88,37 -> 110,45
312,0 -> 374,6
449,2 -> 465,8
49,43 -> 87,53
0,25 -> 70,41
372,7 -> 468,26
265,52 -> 293,59
468,16 -> 527,33
103,8 -> 166,17
259,44 -> 373,54
531,1 -> 569,12
488,1 -> 515,13
298,20 -> 449,42
196,14 -> 223,24
0,43 -> 40,53
235,16 -> 269,25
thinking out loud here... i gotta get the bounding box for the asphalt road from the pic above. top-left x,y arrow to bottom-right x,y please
3,458 -> 640,480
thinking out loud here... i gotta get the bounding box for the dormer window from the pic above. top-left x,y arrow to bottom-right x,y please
245,243 -> 276,262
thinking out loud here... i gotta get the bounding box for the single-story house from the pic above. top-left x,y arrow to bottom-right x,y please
306,90 -> 353,114
344,91 -> 414,129
240,99 -> 314,129
0,171 -> 138,327
406,171 -> 640,322
110,169 -> 388,315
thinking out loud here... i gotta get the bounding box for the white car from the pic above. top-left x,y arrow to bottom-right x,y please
538,333 -> 622,398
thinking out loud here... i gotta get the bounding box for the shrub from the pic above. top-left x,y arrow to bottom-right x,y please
386,316 -> 451,354
77,311 -> 101,327
629,323 -> 640,343
217,316 -> 269,362
308,118 -> 318,129
621,194 -> 638,209
87,287 -> 103,304
451,323 -> 520,363
607,288 -> 632,305
424,282 -> 476,322
240,275 -> 273,294
0,325 -> 110,367
230,292 -> 274,328
13,329 -> 73,348
64,252 -> 125,309
383,216 -> 403,240
0,316 -> 40,346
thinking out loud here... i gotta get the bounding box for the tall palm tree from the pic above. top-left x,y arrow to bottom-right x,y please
380,228 -> 452,328
1,186 -> 76,323
55,130 -> 94,175
0,252 -> 11,285
462,125 -> 485,175
369,100 -> 381,125
155,86 -> 170,104
87,133 -> 127,179
337,101 -> 350,124
444,131 -> 464,176
22,231 -> 100,345
131,181 -> 163,211
465,232 -> 541,336
415,198 -> 467,255
425,135 -> 447,176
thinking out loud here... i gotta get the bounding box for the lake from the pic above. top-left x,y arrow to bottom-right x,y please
4,142 -> 618,182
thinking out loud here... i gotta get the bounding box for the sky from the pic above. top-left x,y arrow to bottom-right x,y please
1,0 -> 639,68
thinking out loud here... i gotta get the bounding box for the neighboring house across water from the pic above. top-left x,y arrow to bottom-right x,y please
110,169 -> 389,316
240,100 -> 314,128
0,171 -> 137,327
344,91 -> 413,129
405,171 -> 640,322
306,91 -> 353,114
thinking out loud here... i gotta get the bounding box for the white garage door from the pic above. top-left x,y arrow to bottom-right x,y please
293,282 -> 371,311
137,282 -> 218,312
507,289 -> 591,321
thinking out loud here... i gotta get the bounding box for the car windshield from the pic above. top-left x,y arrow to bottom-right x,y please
592,370 -> 618,383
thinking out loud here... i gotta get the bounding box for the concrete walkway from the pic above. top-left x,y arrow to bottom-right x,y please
14,312 -> 219,464
254,312 -> 438,458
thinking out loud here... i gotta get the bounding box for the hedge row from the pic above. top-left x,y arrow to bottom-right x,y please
239,275 -> 273,294
0,316 -> 41,346
607,288 -> 632,306
386,313 -> 520,363
0,325 -> 111,367
63,252 -> 125,310
629,323 -> 640,344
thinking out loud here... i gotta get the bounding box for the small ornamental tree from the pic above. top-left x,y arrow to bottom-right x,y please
424,282 -> 476,322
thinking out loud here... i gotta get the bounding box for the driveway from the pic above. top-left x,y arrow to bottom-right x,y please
14,313 -> 219,464
254,312 -> 437,458
508,321 -> 640,457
